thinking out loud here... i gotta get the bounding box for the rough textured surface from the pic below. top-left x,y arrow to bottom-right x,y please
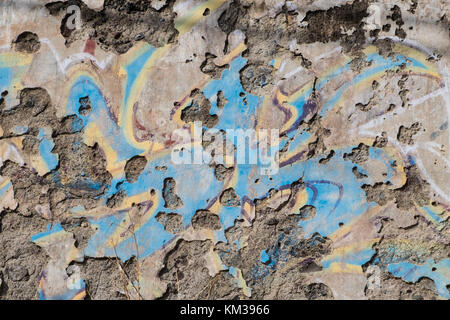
124,155 -> 147,183
0,0 -> 449,300
46,0 -> 179,54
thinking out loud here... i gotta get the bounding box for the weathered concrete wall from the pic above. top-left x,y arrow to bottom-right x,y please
0,0 -> 449,300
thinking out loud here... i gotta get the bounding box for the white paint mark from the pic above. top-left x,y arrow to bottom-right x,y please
40,38 -> 114,74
